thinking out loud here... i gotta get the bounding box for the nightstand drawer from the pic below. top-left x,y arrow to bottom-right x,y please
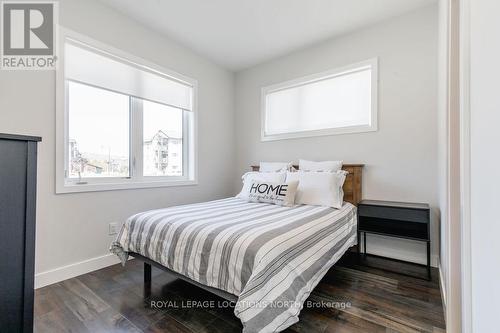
358,205 -> 429,223
359,216 -> 429,240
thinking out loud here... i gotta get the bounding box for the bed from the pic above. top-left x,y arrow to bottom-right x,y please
111,164 -> 363,333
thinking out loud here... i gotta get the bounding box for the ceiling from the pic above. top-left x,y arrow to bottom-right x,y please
97,0 -> 436,71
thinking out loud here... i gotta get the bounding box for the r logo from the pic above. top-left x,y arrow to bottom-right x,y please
2,2 -> 54,55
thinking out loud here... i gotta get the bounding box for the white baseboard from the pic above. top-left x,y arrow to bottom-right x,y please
364,248 -> 439,268
35,253 -> 121,289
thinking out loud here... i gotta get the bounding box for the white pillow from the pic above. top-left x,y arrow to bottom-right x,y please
286,171 -> 347,209
299,159 -> 343,172
259,161 -> 293,172
240,180 -> 299,207
238,172 -> 286,198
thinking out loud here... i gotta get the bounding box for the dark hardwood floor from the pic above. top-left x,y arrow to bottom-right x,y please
34,253 -> 446,333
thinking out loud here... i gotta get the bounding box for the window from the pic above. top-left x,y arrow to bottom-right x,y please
142,100 -> 184,177
56,30 -> 197,193
261,59 -> 378,141
68,81 -> 130,179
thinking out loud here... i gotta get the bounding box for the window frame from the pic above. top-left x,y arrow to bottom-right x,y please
56,28 -> 198,194
261,58 -> 378,142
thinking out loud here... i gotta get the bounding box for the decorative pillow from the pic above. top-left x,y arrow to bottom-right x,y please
240,180 -> 299,207
299,159 -> 343,172
259,161 -> 293,172
238,171 -> 286,198
286,170 -> 347,209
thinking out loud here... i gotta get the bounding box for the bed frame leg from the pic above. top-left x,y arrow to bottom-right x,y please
144,262 -> 152,299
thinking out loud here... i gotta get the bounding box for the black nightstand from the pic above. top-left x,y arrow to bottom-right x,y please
357,200 -> 431,280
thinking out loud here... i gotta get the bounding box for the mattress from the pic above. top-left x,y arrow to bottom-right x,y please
111,197 -> 357,333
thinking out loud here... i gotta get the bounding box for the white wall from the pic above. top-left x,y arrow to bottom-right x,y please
438,0 -> 462,329
234,5 -> 439,266
0,1 -> 443,288
438,0 -> 449,297
469,0 -> 500,331
0,0 -> 235,287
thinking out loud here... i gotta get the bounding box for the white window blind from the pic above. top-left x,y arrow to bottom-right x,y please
65,41 -> 193,111
262,59 -> 377,141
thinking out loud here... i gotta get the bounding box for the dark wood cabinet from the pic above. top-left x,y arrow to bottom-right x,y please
0,133 -> 41,333
357,199 -> 431,280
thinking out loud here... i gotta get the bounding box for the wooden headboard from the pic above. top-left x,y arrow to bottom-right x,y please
251,164 -> 364,206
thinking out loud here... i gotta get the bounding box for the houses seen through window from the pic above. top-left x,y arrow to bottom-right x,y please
68,85 -> 186,179
143,100 -> 183,176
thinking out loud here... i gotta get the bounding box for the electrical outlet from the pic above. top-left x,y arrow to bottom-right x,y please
108,222 -> 119,235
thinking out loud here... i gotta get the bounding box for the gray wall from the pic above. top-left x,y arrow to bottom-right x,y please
0,0 -> 235,282
234,5 -> 439,265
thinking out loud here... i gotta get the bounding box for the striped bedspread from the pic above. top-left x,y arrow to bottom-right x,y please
111,197 -> 357,333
